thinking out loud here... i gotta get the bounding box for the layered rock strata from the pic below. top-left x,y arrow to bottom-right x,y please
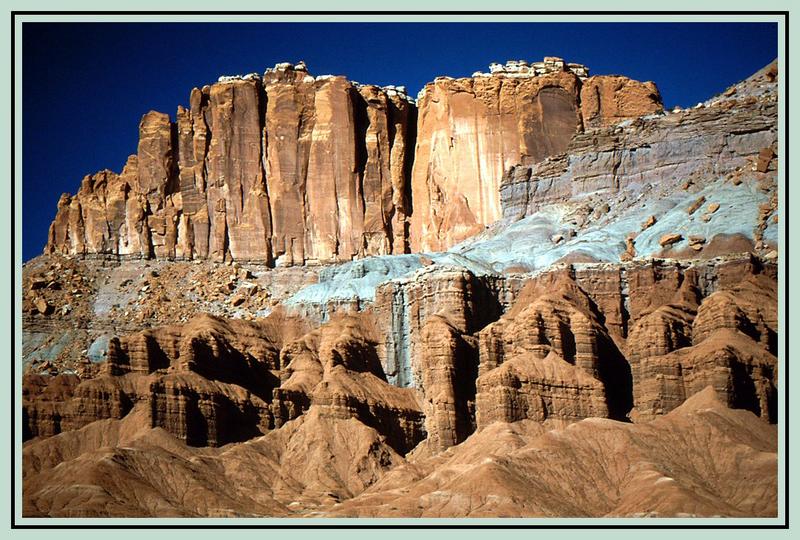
272,314 -> 425,454
323,388 -> 776,518
24,312 -> 311,446
23,310 -> 425,453
373,265 -> 506,388
416,315 -> 479,451
475,271 -> 629,426
22,386 -> 777,517
22,255 -> 778,460
24,59 -> 781,518
499,62 -> 777,226
627,259 -> 777,422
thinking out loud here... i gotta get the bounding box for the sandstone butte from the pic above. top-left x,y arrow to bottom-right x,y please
45,58 -> 662,263
23,58 -> 780,519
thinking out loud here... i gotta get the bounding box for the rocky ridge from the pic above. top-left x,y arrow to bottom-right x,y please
22,387 -> 776,517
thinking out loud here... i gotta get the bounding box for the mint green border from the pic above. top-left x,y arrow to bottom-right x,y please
3,4 -> 792,536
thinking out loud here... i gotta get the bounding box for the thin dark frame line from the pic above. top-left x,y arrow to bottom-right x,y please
783,8 -> 789,529
10,10 -> 790,530
10,8 -> 16,532
8,10 -> 792,15
7,524 -> 796,529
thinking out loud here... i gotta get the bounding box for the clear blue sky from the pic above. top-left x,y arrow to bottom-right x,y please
22,22 -> 778,261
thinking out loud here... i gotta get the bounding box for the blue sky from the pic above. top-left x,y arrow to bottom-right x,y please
21,22 -> 778,261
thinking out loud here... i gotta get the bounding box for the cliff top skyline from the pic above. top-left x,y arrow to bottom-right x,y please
22,21 -> 777,261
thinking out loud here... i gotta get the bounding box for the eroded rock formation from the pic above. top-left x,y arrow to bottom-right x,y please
416,314 -> 478,451
47,63 -> 416,265
498,61 -> 778,265
22,309 -> 427,453
46,58 -> 663,261
24,311 -> 310,446
475,271 -> 630,425
24,59 -> 780,519
272,314 -> 425,454
628,259 -> 778,422
409,59 -> 662,252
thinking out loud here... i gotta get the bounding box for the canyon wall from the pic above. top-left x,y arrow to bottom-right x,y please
31,61 -> 778,452
46,58 -> 662,261
24,58 -> 780,519
408,58 -> 662,252
46,63 -> 416,266
23,256 -> 778,454
499,78 -> 777,225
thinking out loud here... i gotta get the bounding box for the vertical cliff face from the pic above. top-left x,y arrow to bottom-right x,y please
408,58 -> 663,252
408,65 -> 583,252
205,79 -> 272,262
418,314 -> 478,451
474,270 -> 629,426
579,75 -> 662,128
373,265 -> 503,388
46,58 -> 662,262
46,63 -> 416,266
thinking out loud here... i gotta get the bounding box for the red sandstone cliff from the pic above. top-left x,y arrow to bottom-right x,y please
408,58 -> 662,252
47,63 -> 416,265
46,58 -> 661,261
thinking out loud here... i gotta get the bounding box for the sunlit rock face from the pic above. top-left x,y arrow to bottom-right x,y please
408,58 -> 663,253
46,63 -> 416,266
46,58 -> 663,263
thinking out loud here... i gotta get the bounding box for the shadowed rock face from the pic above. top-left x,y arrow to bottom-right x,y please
23,312 -> 310,446
417,314 -> 479,451
476,271 -> 631,424
628,261 -> 778,423
322,388 -> 776,518
23,311 -> 424,451
24,256 -> 775,451
271,313 -> 426,454
22,382 -> 777,518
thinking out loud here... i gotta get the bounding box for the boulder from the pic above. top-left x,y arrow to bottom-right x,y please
34,297 -> 53,315
659,234 -> 683,247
